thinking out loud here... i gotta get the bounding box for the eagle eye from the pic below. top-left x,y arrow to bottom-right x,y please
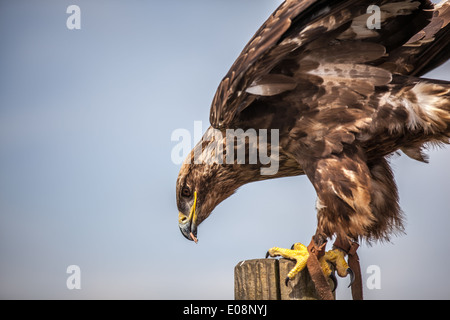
181,186 -> 191,198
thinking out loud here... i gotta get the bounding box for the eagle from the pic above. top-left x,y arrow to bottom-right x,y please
176,0 -> 450,299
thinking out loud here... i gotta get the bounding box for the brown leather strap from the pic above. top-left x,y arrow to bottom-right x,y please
333,237 -> 363,300
306,237 -> 334,300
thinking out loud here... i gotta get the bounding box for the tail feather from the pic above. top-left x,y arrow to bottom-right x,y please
366,76 -> 450,161
402,79 -> 450,161
403,80 -> 450,135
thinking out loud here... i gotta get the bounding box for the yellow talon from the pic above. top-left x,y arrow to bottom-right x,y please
266,243 -> 353,290
319,249 -> 350,278
319,248 -> 354,289
266,243 -> 309,284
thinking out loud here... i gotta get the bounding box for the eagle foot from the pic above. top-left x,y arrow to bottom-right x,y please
265,244 -> 354,290
265,243 -> 309,285
319,248 -> 354,290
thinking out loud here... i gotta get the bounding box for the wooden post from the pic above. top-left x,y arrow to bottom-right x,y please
234,258 -> 335,300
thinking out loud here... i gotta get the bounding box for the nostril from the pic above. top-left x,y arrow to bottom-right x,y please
178,213 -> 188,224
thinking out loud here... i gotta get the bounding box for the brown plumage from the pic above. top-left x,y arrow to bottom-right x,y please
176,0 -> 450,246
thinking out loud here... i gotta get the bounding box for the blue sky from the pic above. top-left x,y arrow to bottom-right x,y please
0,0 -> 449,299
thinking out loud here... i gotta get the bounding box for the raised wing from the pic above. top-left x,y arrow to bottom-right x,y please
209,0 -> 449,134
209,0 -> 319,128
380,0 -> 450,76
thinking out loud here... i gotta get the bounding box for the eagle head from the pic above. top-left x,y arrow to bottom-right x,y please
175,126 -> 303,242
176,161 -> 243,243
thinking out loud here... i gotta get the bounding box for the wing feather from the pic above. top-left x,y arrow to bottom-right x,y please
210,0 -> 447,130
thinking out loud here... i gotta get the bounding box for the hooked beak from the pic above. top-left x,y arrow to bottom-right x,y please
178,191 -> 198,243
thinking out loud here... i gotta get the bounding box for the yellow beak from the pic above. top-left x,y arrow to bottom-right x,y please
188,190 -> 197,226
178,191 -> 198,243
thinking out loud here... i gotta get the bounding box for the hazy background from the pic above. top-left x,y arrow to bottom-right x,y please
0,0 -> 449,299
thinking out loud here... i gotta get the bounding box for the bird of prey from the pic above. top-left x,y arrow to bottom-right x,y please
176,0 -> 450,299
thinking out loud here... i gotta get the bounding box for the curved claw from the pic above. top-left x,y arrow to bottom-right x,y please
330,272 -> 338,292
285,276 -> 290,287
347,268 -> 355,288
